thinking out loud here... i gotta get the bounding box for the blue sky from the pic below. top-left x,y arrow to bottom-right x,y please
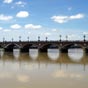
0,0 -> 88,41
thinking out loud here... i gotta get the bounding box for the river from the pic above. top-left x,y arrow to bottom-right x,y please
0,48 -> 88,88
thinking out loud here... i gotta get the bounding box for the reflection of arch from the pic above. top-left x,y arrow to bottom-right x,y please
22,44 -> 38,52
61,43 -> 84,53
68,48 -> 84,62
40,43 -> 59,52
47,49 -> 60,61
5,43 -> 20,52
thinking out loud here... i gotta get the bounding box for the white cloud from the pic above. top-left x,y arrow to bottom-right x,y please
10,24 -> 21,29
44,32 -> 51,36
52,29 -> 58,32
0,27 -> 3,30
25,24 -> 42,29
3,29 -> 11,32
15,1 -> 26,7
3,0 -> 13,4
28,32 -> 31,34
51,15 -> 68,23
51,13 -> 84,24
16,11 -> 29,18
0,14 -> 13,21
68,34 -> 75,38
83,32 -> 88,35
70,14 -> 84,19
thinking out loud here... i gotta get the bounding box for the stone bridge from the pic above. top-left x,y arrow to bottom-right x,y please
0,41 -> 88,52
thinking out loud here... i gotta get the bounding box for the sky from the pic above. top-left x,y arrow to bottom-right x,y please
0,0 -> 88,41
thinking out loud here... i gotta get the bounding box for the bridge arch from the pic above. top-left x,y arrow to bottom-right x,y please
61,43 -> 84,53
40,43 -> 59,52
21,43 -> 38,52
4,43 -> 21,52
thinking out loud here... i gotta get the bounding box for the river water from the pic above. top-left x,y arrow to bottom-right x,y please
0,48 -> 88,88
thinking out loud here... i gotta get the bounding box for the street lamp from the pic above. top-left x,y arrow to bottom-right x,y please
66,35 -> 68,41
19,36 -> 21,42
12,38 -> 13,42
27,36 -> 29,42
38,36 -> 40,41
83,35 -> 86,42
46,37 -> 48,42
59,35 -> 62,42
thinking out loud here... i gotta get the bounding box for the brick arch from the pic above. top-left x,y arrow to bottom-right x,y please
4,43 -> 21,48
39,43 -> 59,52
61,43 -> 84,49
60,43 -> 84,53
21,43 -> 38,52
4,43 -> 21,52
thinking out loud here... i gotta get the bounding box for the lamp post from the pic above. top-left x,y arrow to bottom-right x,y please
46,37 -> 48,42
38,36 -> 40,42
83,35 -> 86,42
19,36 -> 21,42
12,38 -> 13,42
27,37 -> 29,42
66,35 -> 67,41
59,35 -> 62,42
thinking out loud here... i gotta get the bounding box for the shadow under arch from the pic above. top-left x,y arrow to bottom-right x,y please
0,45 -> 3,48
4,43 -> 21,52
40,43 -> 59,52
21,43 -> 38,52
61,43 -> 84,53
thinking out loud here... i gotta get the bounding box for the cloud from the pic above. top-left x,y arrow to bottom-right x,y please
44,32 -> 51,36
0,27 -> 3,30
0,14 -> 13,21
3,29 -> 11,32
83,32 -> 88,35
3,0 -> 13,4
16,11 -> 29,18
70,14 -> 84,19
52,29 -> 57,32
15,1 -> 26,7
24,24 -> 42,29
10,24 -> 21,29
51,13 -> 84,24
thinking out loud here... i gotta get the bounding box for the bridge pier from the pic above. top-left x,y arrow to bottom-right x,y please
39,48 -> 47,52
85,48 -> 88,53
60,48 -> 68,53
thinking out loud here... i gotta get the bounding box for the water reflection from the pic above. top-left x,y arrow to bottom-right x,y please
29,49 -> 38,60
0,48 -> 4,58
68,48 -> 84,62
0,49 -> 88,88
13,49 -> 20,59
48,49 -> 60,61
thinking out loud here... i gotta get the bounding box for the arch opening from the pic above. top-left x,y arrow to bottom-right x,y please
40,44 -> 59,52
61,43 -> 83,53
21,44 -> 38,52
5,43 -> 20,52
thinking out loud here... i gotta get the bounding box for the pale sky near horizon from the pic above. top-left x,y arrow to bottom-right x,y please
0,0 -> 88,41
